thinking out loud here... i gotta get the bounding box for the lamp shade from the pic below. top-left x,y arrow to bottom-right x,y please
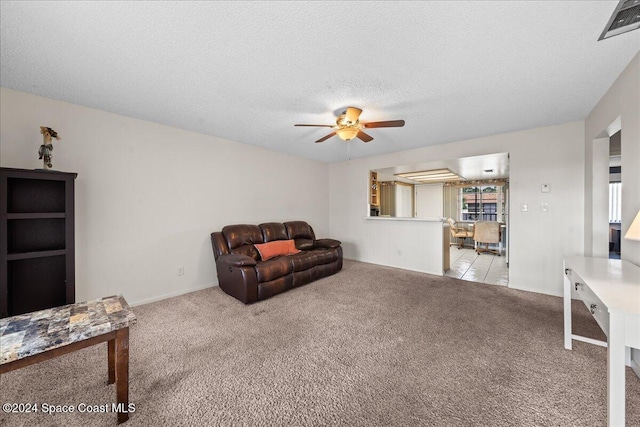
337,128 -> 359,141
624,210 -> 640,241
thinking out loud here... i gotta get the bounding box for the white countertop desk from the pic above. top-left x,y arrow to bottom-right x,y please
563,256 -> 640,427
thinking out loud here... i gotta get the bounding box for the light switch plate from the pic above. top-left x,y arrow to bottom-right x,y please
541,203 -> 549,212
541,184 -> 550,193
521,203 -> 528,212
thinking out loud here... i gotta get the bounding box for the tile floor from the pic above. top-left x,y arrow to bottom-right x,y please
445,246 -> 509,286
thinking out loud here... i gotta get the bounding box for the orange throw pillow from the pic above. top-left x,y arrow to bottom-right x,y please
255,239 -> 301,261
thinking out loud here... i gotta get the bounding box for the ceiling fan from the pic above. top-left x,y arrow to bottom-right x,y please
295,107 -> 405,143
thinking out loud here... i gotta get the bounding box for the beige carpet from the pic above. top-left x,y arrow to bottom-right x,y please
1,260 -> 639,426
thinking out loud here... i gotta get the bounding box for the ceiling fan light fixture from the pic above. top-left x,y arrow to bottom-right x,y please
294,107 -> 404,143
336,128 -> 359,141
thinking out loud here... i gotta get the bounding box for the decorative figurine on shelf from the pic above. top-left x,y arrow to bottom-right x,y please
38,126 -> 60,170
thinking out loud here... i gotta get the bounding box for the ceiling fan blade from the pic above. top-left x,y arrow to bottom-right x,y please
315,132 -> 336,143
363,120 -> 405,128
295,124 -> 334,127
345,107 -> 363,124
356,130 -> 374,143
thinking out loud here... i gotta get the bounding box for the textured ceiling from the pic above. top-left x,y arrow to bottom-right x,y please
1,1 -> 638,163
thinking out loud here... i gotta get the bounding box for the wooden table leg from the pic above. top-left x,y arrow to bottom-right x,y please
115,327 -> 130,424
108,339 -> 115,384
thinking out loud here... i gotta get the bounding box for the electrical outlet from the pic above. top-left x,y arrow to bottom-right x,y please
521,203 -> 528,212
177,266 -> 184,276
540,203 -> 549,212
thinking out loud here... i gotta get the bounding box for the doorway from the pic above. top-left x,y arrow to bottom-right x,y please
590,117 -> 621,258
445,182 -> 509,286
609,130 -> 622,259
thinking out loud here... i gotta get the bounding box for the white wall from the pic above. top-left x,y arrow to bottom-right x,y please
395,184 -> 414,218
0,88 -> 330,306
585,53 -> 640,266
356,219 -> 444,275
329,121 -> 585,297
415,184 -> 443,218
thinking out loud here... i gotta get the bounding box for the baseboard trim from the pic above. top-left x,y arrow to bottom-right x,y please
129,283 -> 217,307
342,257 -> 442,276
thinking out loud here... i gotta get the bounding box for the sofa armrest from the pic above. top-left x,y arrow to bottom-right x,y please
215,257 -> 259,304
314,238 -> 341,249
217,253 -> 257,267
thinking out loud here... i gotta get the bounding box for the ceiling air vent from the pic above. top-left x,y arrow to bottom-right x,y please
599,0 -> 640,40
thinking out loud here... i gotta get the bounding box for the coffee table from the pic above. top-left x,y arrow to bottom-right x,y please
0,295 -> 136,424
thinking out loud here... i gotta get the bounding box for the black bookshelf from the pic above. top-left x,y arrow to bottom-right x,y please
1,167 -> 77,317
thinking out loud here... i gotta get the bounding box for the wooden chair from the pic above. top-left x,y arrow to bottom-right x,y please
473,221 -> 501,255
446,218 -> 474,249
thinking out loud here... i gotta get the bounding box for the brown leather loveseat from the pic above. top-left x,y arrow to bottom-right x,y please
211,221 -> 342,303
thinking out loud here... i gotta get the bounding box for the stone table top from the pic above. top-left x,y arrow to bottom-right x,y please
1,295 -> 136,364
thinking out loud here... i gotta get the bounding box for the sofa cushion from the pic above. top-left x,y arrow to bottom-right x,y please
288,251 -> 318,272
254,257 -> 293,283
284,221 -> 316,250
316,262 -> 338,278
230,244 -> 260,260
284,221 -> 316,241
223,224 -> 263,260
312,248 -> 339,265
259,222 -> 288,242
294,238 -> 314,250
255,240 -> 300,261
292,268 -> 318,287
257,275 -> 292,300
